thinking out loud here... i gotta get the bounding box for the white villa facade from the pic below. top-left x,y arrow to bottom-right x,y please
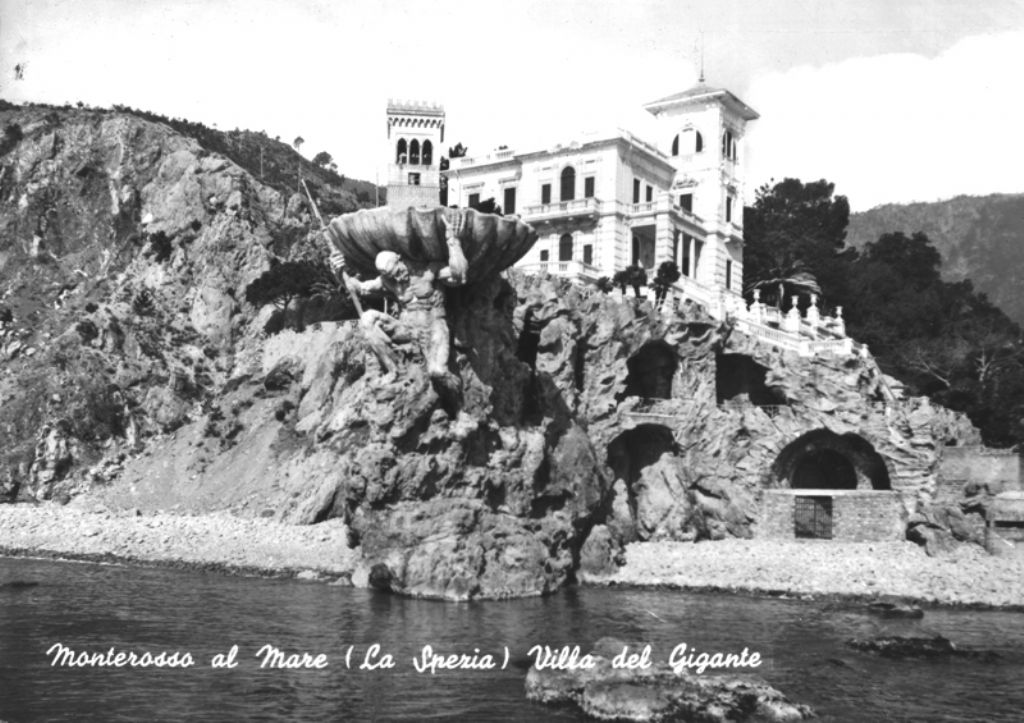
444,84 -> 754,312
385,85 -> 854,357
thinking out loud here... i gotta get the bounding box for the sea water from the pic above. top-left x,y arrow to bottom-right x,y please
2,557 -> 1023,721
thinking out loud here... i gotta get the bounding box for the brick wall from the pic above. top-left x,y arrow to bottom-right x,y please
939,447 -> 1021,493
757,489 -> 906,542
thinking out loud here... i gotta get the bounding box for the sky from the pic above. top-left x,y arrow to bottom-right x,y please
3,0 -> 1024,211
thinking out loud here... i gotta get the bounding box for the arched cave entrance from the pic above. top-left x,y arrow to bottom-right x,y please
715,353 -> 787,406
792,449 -> 857,490
620,341 -> 678,400
771,429 -> 891,491
607,424 -> 678,526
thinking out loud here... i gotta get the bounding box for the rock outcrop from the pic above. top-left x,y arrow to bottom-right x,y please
0,104 -> 986,600
0,105 -> 350,503
525,638 -> 814,722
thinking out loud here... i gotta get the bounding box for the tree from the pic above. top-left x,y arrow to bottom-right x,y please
613,265 -> 648,297
743,178 -> 851,308
312,151 -> 333,168
244,260 -> 329,311
245,259 -> 354,332
595,277 -> 614,293
652,261 -> 681,307
292,137 -> 305,192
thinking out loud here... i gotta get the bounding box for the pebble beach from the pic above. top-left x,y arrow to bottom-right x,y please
0,502 -> 355,580
4,503 -> 1024,607
608,538 -> 1024,608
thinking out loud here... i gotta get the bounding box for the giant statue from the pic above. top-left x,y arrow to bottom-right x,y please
324,206 -> 537,413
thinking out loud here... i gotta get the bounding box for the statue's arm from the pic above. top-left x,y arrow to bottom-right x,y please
441,210 -> 469,285
329,251 -> 383,296
350,276 -> 385,296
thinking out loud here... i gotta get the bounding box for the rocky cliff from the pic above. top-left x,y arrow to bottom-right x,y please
0,105 -> 348,501
0,106 -> 983,600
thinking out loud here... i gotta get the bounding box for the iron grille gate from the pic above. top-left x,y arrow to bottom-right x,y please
794,496 -> 833,539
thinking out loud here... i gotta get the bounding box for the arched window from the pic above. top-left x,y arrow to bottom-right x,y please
396,138 -> 407,164
560,166 -> 576,201
422,140 -> 433,165
559,233 -> 573,261
679,129 -> 703,154
409,139 -> 420,165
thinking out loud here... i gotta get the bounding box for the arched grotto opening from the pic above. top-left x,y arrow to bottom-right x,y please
715,353 -> 787,406
771,429 -> 891,491
606,424 -> 681,537
620,341 -> 678,400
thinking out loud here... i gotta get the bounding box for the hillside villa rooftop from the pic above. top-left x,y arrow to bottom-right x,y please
643,84 -> 760,120
447,128 -> 670,171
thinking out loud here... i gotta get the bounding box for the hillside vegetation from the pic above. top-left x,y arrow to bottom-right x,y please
745,180 -> 1024,447
848,194 -> 1024,325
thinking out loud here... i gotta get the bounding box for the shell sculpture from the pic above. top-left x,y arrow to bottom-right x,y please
325,206 -> 538,281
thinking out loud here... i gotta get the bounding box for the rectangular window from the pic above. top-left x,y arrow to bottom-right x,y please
631,236 -> 640,266
503,187 -> 516,215
725,259 -> 733,290
632,179 -> 640,204
468,192 -> 480,208
694,240 -> 703,277
726,196 -> 733,222
645,185 -> 653,202
408,172 -> 421,186
583,244 -> 593,265
540,249 -> 549,262
682,235 -> 691,277
541,183 -> 551,204
584,177 -> 595,198
679,193 -> 693,212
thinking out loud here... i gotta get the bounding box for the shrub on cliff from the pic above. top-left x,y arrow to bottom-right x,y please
245,259 -> 354,332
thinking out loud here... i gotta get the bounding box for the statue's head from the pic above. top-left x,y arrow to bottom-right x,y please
375,251 -> 408,282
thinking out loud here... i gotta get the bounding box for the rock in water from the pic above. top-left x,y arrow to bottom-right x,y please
846,635 -> 998,661
525,639 -> 814,722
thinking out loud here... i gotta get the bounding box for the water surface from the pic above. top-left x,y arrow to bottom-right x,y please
1,557 -> 1022,721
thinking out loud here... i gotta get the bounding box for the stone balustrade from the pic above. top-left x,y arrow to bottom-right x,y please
518,262 -> 858,359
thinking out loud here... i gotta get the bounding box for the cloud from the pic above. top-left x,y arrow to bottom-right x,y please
744,30 -> 1024,211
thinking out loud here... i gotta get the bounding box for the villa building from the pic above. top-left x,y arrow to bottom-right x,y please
444,84 -> 754,312
385,85 -> 853,357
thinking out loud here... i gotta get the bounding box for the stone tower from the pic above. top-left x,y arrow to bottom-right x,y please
644,84 -> 759,292
386,99 -> 445,209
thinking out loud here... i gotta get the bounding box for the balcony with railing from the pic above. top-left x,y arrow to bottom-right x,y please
521,197 -> 602,223
451,148 -> 516,168
516,259 -> 603,281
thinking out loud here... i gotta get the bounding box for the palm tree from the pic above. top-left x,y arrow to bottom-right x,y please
746,264 -> 821,310
613,265 -> 648,297
653,261 -> 681,308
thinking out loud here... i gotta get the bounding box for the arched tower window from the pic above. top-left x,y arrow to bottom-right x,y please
422,140 -> 433,165
560,166 -> 576,202
396,138 -> 407,164
559,233 -> 573,261
409,139 -> 420,165
679,129 -> 703,154
721,131 -> 735,160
